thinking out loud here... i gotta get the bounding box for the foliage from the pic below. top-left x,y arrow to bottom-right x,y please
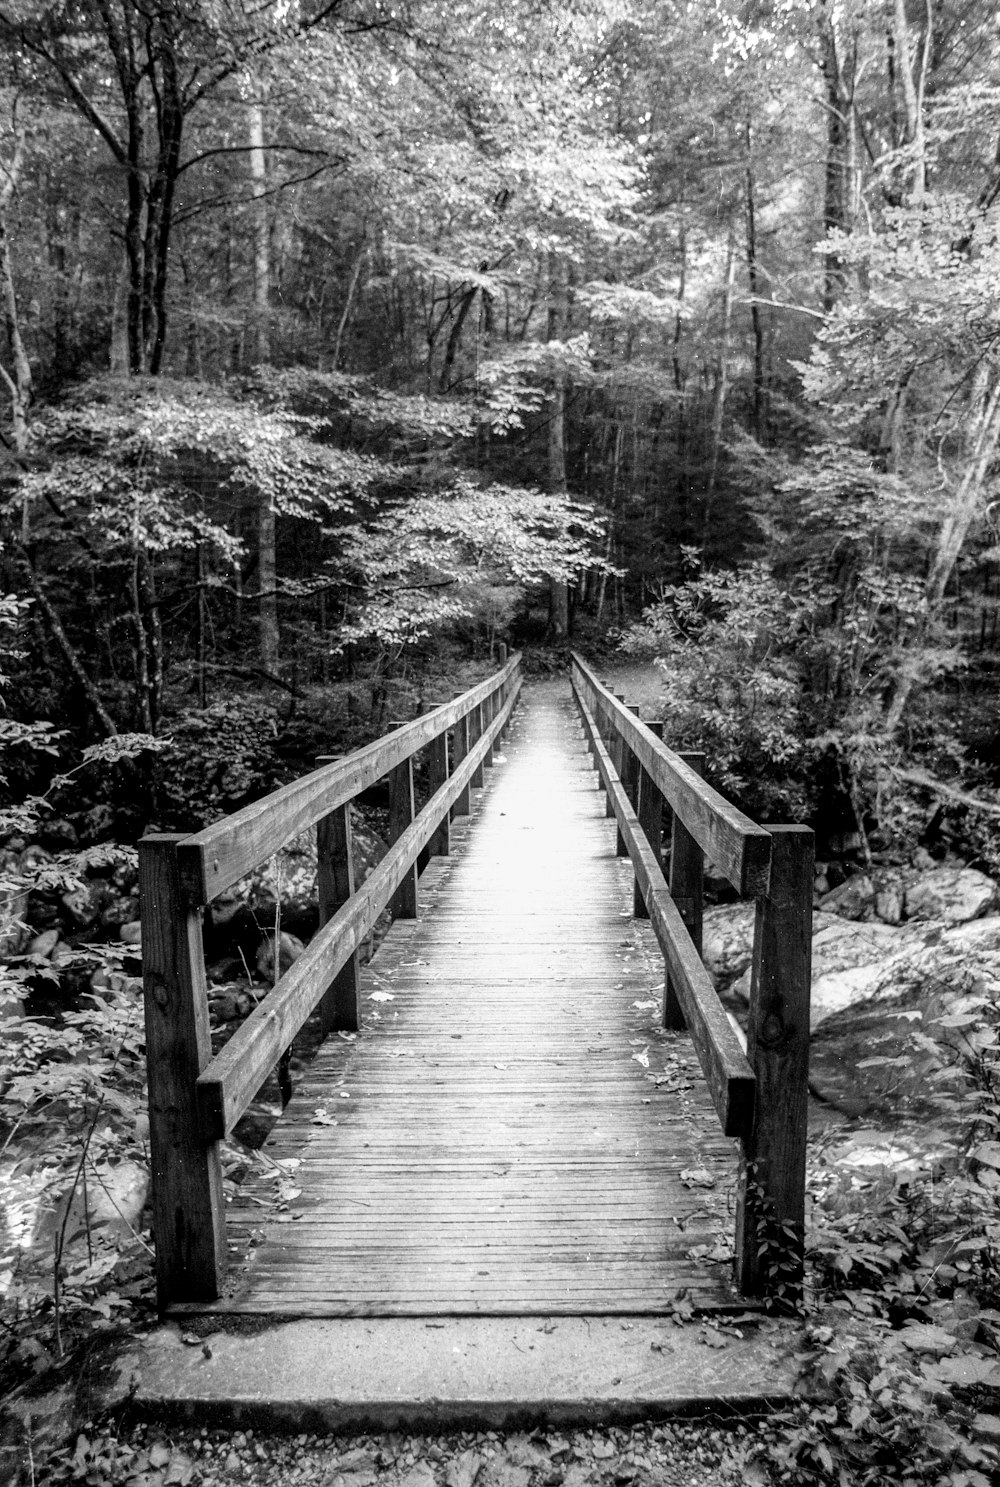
618,554 -> 808,816
153,698 -> 282,831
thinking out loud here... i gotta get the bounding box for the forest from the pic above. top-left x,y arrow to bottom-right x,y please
2,0 -> 1000,1484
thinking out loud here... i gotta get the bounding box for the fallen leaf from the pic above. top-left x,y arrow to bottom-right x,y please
631,1047 -> 650,1067
369,990 -> 395,1002
680,1167 -> 716,1188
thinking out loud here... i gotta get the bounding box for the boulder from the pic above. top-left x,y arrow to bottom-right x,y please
904,867 -> 998,925
27,929 -> 60,959
37,817 -> 79,851
119,920 -> 142,945
873,875 -> 905,925
256,930 -> 305,983
817,874 -> 875,921
809,919 -> 924,1026
702,903 -> 756,988
943,917 -> 1000,954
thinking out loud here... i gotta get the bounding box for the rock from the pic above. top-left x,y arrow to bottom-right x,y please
38,817 -> 79,850
701,903 -> 756,988
446,1450 -> 482,1487
61,881 -> 110,930
809,919 -> 923,1026
209,990 -> 243,1023
99,894 -> 139,931
873,876 -> 905,925
942,917 -> 1000,954
28,929 -> 60,959
19,844 -> 53,872
75,804 -> 116,843
120,920 -> 142,945
256,931 -> 305,983
818,874 -> 874,921
398,1465 -> 437,1487
905,867 -> 998,925
88,1158 -> 150,1236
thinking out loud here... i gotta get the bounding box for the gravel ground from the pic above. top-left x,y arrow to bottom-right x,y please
42,1417 -> 770,1487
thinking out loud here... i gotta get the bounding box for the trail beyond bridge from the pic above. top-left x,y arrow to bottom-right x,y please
140,654 -> 812,1335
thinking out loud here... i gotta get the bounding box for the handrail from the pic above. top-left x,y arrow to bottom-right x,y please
570,653 -> 812,1302
575,685 -> 754,1139
177,654 -> 521,906
572,653 -> 771,896
140,652 -> 522,1307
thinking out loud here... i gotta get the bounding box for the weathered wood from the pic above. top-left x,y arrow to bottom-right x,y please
483,692 -> 495,768
317,803 -> 360,1034
426,729 -> 450,859
572,654 -> 771,897
634,720 -> 664,920
735,826 -> 812,1299
452,714 -> 471,817
177,655 -> 520,905
575,693 -> 754,1139
139,835 -> 225,1307
195,683 -> 520,1141
665,751 -> 706,1030
389,751 -> 418,921
182,688 -> 739,1320
469,702 -> 484,789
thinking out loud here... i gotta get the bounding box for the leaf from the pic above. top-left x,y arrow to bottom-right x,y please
368,990 -> 395,1002
680,1168 -> 716,1188
631,1046 -> 650,1067
971,1142 -> 1000,1170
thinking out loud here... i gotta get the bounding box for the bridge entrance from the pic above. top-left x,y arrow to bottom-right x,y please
190,687 -> 738,1318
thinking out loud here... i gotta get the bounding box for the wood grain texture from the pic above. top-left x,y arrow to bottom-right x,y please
665,751 -> 705,1030
573,689 -> 754,1140
735,826 -> 813,1298
195,680 -> 521,1142
317,803 -> 360,1035
181,683 -> 743,1319
177,656 -> 521,905
572,655 -> 771,897
139,836 -> 226,1306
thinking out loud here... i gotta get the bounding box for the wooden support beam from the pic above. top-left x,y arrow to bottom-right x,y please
178,654 -> 521,906
665,751 -> 706,1029
735,825 -> 813,1301
469,703 -> 485,789
317,801 -> 361,1033
634,720 -> 664,919
570,654 -> 771,897
574,693 -> 754,1139
139,835 -> 225,1308
195,678 -> 522,1144
426,729 -> 450,858
388,751 -> 418,920
452,714 -> 471,817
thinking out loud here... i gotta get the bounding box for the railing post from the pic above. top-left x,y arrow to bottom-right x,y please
617,702 -> 640,857
452,713 -> 471,817
483,691 -> 495,768
388,746 -> 418,920
427,725 -> 451,859
139,834 -> 226,1308
664,751 -> 706,1029
634,719 -> 664,918
608,694 -> 626,821
496,641 -> 508,665
469,701 -> 485,789
317,800 -> 361,1033
735,825 -> 813,1301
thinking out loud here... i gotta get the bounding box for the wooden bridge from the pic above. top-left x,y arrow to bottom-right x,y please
139,654 -> 812,1319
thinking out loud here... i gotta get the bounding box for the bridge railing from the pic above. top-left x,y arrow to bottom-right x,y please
139,651 -> 523,1308
570,653 -> 812,1302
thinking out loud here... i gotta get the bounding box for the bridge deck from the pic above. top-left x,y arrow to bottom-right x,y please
198,682 -> 739,1317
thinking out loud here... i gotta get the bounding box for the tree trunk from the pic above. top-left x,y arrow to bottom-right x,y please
546,254 -> 569,641
248,80 -> 279,670
745,126 -> 767,442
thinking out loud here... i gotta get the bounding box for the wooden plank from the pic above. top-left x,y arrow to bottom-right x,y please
139,836 -> 225,1306
575,689 -> 754,1139
181,683 -> 742,1320
176,655 -> 520,905
735,826 -> 812,1300
388,751 -> 418,920
452,714 -> 471,818
317,803 -> 360,1034
571,654 -> 770,896
665,751 -> 705,1029
634,719 -> 663,919
195,680 -> 521,1140
426,729 -> 450,858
